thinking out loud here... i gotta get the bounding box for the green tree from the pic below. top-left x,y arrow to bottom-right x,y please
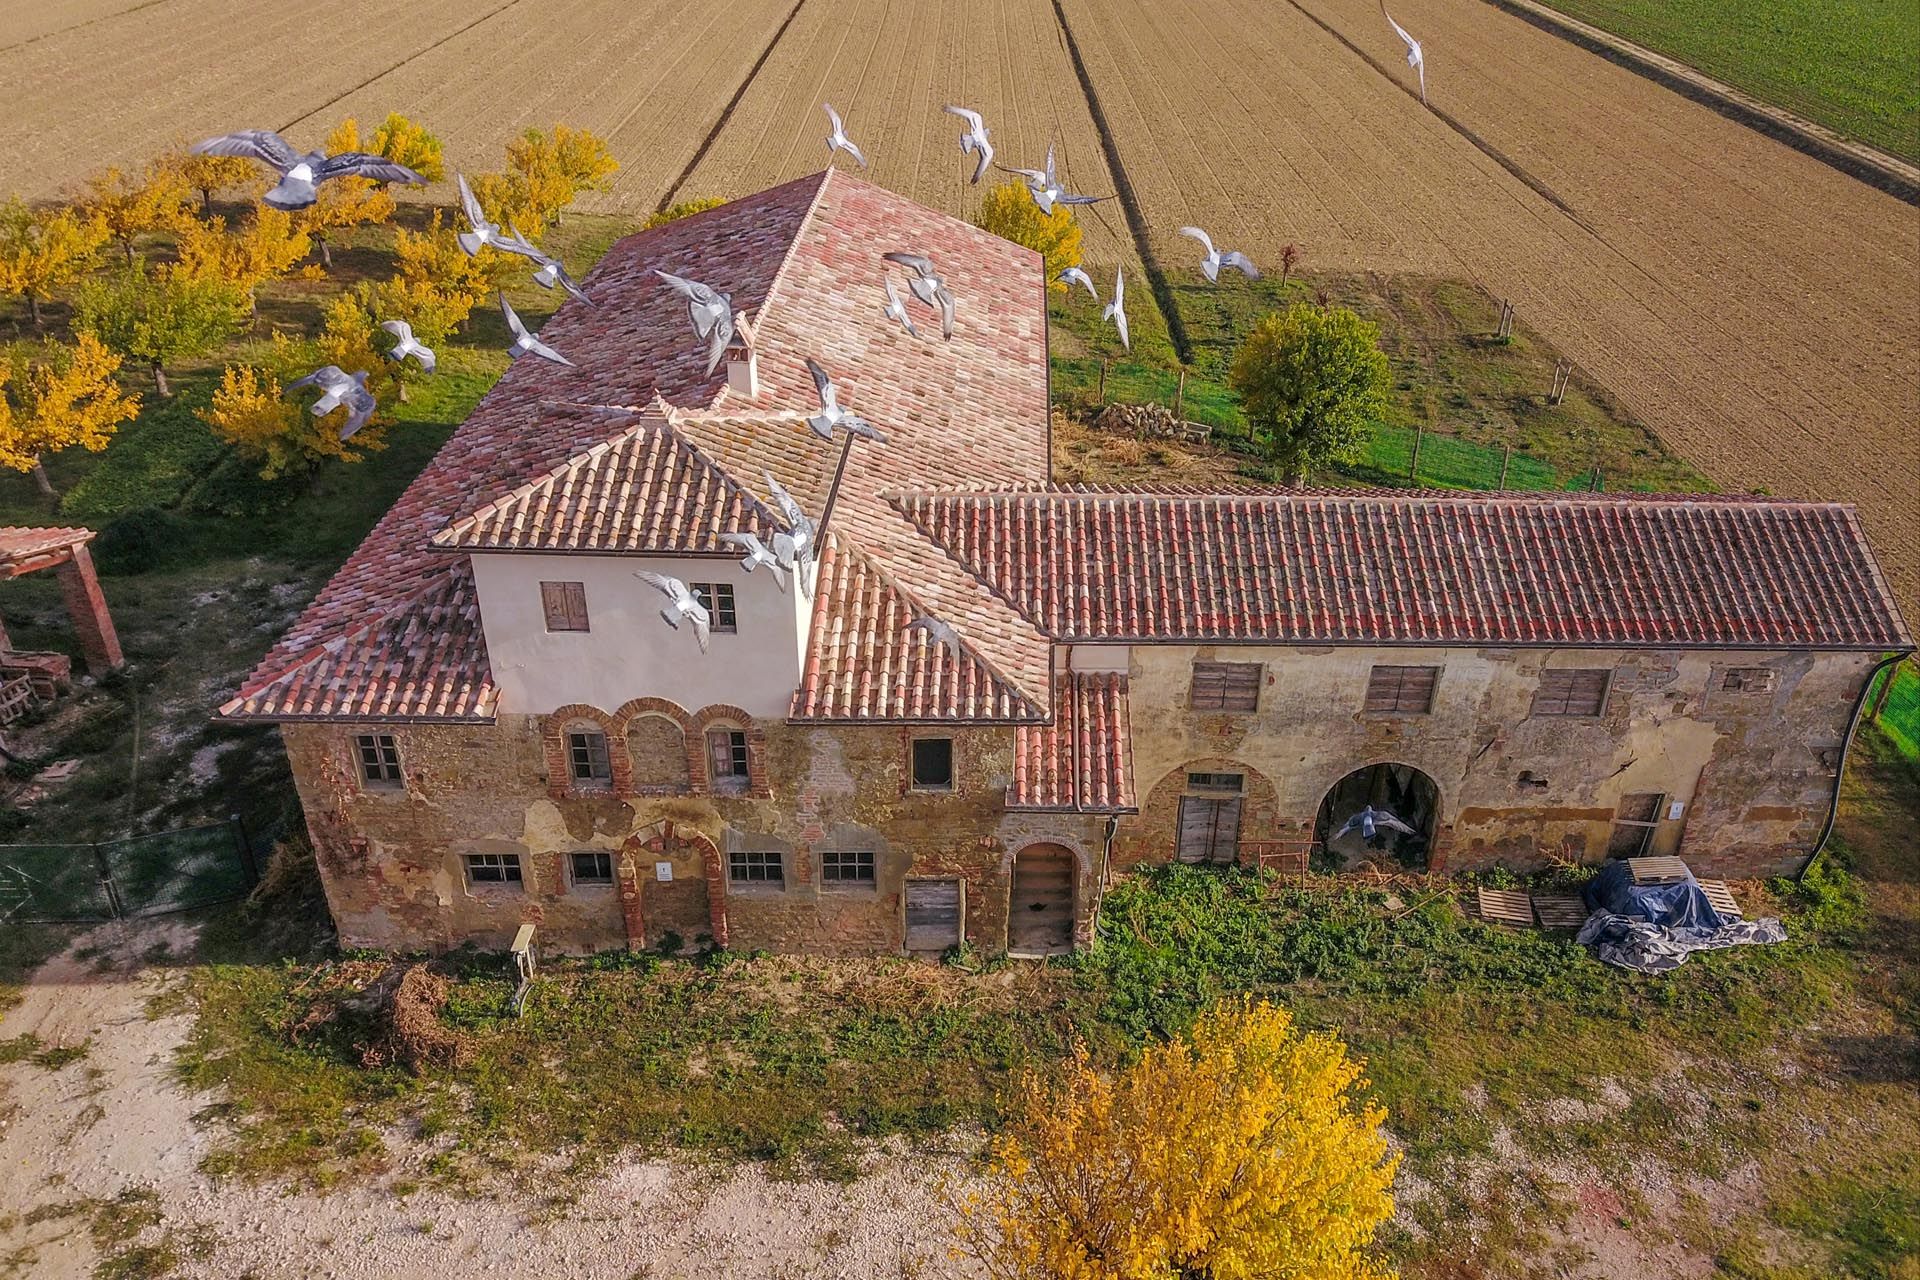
1229,302 -> 1390,485
74,264 -> 245,397
973,180 -> 1083,285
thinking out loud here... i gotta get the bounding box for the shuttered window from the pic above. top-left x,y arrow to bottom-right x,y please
1721,667 -> 1775,693
905,878 -> 963,952
708,727 -> 749,792
540,581 -> 589,632
1533,668 -> 1611,717
1176,796 -> 1242,865
1190,662 -> 1261,712
1365,665 -> 1439,714
1606,792 -> 1664,858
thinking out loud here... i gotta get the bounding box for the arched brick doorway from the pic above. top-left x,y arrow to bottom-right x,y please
1313,763 -> 1440,871
1009,843 -> 1075,955
620,825 -> 727,951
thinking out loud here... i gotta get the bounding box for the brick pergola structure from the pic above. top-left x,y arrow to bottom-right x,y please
0,526 -> 123,672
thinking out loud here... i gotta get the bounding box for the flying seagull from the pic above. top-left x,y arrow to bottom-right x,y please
942,105 -> 993,184
653,270 -> 735,375
633,570 -> 712,652
1178,226 -> 1260,282
454,173 -> 505,255
499,295 -> 573,366
764,471 -> 818,597
1102,266 -> 1129,350
719,532 -> 787,591
822,103 -> 869,169
1332,805 -> 1419,843
1057,266 -> 1097,298
284,365 -> 375,440
881,277 -> 920,338
379,319 -> 436,373
999,144 -> 1112,216
1382,4 -> 1427,104
881,252 -> 955,341
905,613 -> 965,663
497,224 -> 592,303
803,358 -> 887,443
190,129 -> 425,211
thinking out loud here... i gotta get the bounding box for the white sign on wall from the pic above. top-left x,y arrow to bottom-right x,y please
655,861 -> 674,882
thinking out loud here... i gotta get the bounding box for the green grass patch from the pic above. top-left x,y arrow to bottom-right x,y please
1866,659 -> 1920,762
1535,0 -> 1920,164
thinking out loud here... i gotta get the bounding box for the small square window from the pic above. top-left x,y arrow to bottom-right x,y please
690,583 -> 737,633
821,849 -> 876,885
910,738 -> 954,791
1721,667 -> 1775,693
540,581 -> 590,632
355,733 -> 403,787
1190,662 -> 1261,712
707,727 -> 750,792
570,850 -> 614,885
465,852 -> 522,886
568,729 -> 611,785
1364,665 -> 1439,715
728,848 -> 784,886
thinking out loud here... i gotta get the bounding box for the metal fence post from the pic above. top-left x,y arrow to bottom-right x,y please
231,812 -> 261,888
90,842 -> 124,919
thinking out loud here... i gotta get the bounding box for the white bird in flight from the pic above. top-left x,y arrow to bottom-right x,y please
379,319 -> 435,373
284,365 -> 376,440
653,270 -> 735,375
822,103 -> 869,169
454,173 -> 507,255
190,129 -> 425,211
1057,267 -> 1098,299
1102,267 -> 1129,351
881,252 -> 955,341
1332,805 -> 1418,843
942,105 -> 993,184
496,224 -> 592,303
764,471 -> 817,598
803,358 -> 887,443
905,613 -> 965,663
1382,4 -> 1427,104
999,144 -> 1112,216
719,531 -> 788,592
633,570 -> 713,652
499,295 -> 573,366
881,277 -> 920,338
1178,226 -> 1261,282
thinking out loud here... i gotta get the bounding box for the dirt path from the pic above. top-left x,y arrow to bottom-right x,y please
0,923 -> 973,1280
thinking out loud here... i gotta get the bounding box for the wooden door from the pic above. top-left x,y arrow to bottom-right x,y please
1177,796 -> 1242,864
904,878 -> 963,953
1009,846 -> 1074,954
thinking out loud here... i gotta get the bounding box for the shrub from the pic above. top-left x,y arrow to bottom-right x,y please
974,180 -> 1083,284
1229,302 -> 1390,485
93,506 -> 193,574
642,197 -> 728,229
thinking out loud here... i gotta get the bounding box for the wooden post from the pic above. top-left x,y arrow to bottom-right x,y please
1870,664 -> 1898,721
1409,427 -> 1423,483
1498,444 -> 1512,490
1173,367 -> 1187,420
1097,358 -> 1109,401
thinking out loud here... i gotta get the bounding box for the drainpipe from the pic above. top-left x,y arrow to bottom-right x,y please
1088,813 -> 1120,943
1798,650 -> 1908,883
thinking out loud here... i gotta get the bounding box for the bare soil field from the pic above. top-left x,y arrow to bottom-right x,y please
1058,0 -> 1920,614
0,0 -> 161,51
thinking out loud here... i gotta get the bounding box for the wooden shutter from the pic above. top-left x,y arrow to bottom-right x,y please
1176,796 -> 1242,864
1365,665 -> 1438,713
1535,668 -> 1610,716
905,879 -> 962,951
541,582 -> 588,631
1191,662 -> 1261,711
707,728 -> 735,779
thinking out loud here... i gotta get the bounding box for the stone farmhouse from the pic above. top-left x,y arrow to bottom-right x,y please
220,171 -> 1912,958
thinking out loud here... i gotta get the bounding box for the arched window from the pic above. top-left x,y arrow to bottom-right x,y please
627,714 -> 690,792
705,722 -> 751,794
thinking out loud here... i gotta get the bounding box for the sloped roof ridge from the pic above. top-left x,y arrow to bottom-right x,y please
888,482 -> 1855,507
226,562 -> 462,705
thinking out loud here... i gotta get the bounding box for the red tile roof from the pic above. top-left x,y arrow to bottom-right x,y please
0,525 -> 93,568
1009,673 -> 1136,812
891,488 -> 1912,650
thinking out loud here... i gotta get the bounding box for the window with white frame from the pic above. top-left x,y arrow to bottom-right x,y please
568,727 -> 612,786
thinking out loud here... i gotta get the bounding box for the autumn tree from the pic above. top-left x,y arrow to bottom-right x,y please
315,290 -> 400,417
296,118 -> 398,271
0,332 -> 142,496
367,112 -> 447,184
474,124 -> 618,232
79,162 -> 193,263
383,210 -> 505,335
1229,302 -> 1391,485
74,264 -> 245,396
174,207 -> 310,317
1278,242 -> 1302,290
974,180 -> 1083,285
641,196 -> 728,229
0,199 -> 109,328
168,150 -> 260,217
202,310 -> 389,478
957,1000 -> 1400,1280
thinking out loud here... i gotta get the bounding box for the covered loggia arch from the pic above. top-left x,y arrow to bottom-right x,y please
1313,762 -> 1441,872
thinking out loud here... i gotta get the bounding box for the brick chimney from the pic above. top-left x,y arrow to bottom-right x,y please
726,310 -> 759,399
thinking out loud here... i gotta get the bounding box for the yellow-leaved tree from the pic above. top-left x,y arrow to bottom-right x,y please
641,196 -> 727,230
314,291 -> 400,420
79,162 -> 194,264
175,207 -> 311,318
168,150 -> 261,217
367,112 -> 447,184
0,332 -> 142,496
957,999 -> 1400,1280
974,180 -> 1083,287
0,199 -> 109,328
386,210 -> 505,334
199,362 -> 308,480
473,123 -> 618,234
296,118 -> 399,271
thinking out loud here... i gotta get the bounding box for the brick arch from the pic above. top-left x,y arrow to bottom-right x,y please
1001,835 -> 1094,877
543,703 -> 625,796
613,697 -> 700,794
690,703 -> 770,796
1309,758 -> 1446,872
618,822 -> 728,949
1128,757 -> 1283,871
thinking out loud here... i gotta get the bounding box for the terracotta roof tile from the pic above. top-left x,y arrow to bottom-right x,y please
891,489 -> 1912,650
0,525 -> 93,566
1009,672 -> 1135,812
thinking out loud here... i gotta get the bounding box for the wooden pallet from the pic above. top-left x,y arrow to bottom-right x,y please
1532,894 -> 1590,931
0,676 -> 35,726
1628,855 -> 1690,885
1476,887 -> 1535,928
1698,879 -> 1743,919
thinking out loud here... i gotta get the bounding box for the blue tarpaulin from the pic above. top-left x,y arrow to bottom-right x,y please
1576,859 -> 1785,973
1580,858 -> 1729,931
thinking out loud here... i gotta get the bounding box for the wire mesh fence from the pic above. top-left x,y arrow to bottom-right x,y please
0,816 -> 260,924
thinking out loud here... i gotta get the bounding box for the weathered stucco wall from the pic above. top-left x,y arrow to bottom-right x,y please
1113,644 -> 1878,880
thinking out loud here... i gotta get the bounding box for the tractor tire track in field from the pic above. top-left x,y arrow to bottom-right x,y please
1048,0 -> 1195,364
0,0 -> 175,55
1282,0 -> 1596,235
275,0 -> 531,135
655,0 -> 811,212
